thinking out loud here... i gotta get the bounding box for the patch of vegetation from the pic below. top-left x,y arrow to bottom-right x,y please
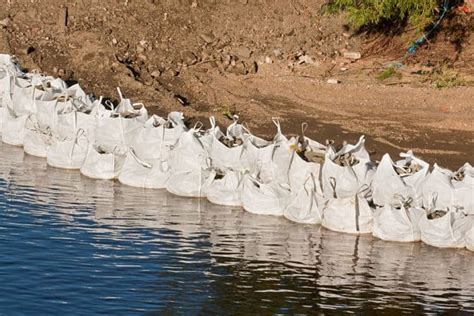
425,65 -> 466,88
376,67 -> 402,81
326,0 -> 444,30
215,104 -> 237,120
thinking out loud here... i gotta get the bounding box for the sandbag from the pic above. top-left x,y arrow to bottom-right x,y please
241,174 -> 291,216
321,135 -> 376,199
166,125 -> 217,197
422,164 -> 456,210
465,225 -> 474,252
206,170 -> 243,206
372,201 -> 425,242
23,116 -> 53,157
372,151 -> 429,207
0,55 -> 22,134
130,112 -> 186,161
118,148 -> 170,189
94,88 -> 147,151
287,148 -> 323,193
284,174 -> 325,224
55,96 -> 100,142
271,119 -> 297,183
46,129 -> 89,169
322,192 -> 374,234
166,167 -> 216,198
241,135 -> 276,183
419,209 -> 472,248
2,103 -> 28,146
209,119 -> 247,172
453,163 -> 474,214
80,143 -> 126,180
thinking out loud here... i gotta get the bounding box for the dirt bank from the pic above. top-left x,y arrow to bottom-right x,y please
1,0 -> 473,168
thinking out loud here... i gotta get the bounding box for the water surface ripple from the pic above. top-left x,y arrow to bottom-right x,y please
0,143 -> 472,314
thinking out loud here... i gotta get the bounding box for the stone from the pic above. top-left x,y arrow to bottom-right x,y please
343,51 -> 361,60
0,18 -> 10,28
327,78 -> 340,84
298,55 -> 314,65
273,48 -> 283,58
234,46 -> 252,59
200,32 -> 215,44
150,70 -> 161,78
265,56 -> 273,64
181,50 -> 197,65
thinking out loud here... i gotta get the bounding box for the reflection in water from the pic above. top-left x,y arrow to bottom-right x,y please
0,142 -> 472,314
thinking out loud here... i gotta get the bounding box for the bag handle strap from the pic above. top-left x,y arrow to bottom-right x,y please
129,147 -> 152,169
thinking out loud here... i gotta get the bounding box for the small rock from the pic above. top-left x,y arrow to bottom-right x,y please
0,17 -> 10,28
150,70 -> 161,78
136,45 -> 145,54
191,0 -> 198,8
181,50 -> 197,65
340,67 -> 348,71
200,32 -> 215,44
265,56 -> 273,64
228,61 -> 247,75
234,46 -> 252,59
111,38 -> 118,45
298,55 -> 314,65
343,51 -> 361,60
327,78 -> 340,84
273,48 -> 283,58
139,40 -> 148,47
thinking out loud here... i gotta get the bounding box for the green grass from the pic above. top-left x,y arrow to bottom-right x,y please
326,0 -> 442,30
376,67 -> 402,81
425,65 -> 466,88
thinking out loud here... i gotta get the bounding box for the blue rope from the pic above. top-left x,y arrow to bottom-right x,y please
407,0 -> 450,55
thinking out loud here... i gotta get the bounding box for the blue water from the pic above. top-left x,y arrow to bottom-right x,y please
0,143 -> 473,315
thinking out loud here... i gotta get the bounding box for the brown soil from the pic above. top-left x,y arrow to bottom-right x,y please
1,0 -> 473,169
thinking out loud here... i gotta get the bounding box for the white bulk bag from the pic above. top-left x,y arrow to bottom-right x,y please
372,151 -> 429,207
130,112 -> 185,161
118,148 -> 170,189
168,126 -> 208,174
46,129 -> 89,169
321,136 -> 376,199
166,126 -> 216,197
206,170 -> 243,206
465,226 -> 474,252
284,174 -> 325,224
23,116 -> 53,157
166,166 -> 216,198
94,88 -> 147,151
241,174 -> 291,216
241,135 -> 276,183
372,201 -> 425,242
55,97 -> 101,141
80,144 -> 126,180
322,193 -> 374,234
287,148 -> 323,193
419,209 -> 472,248
209,130 -> 246,173
422,164 -> 455,210
0,57 -> 21,133
270,118 -> 297,185
2,101 -> 28,146
453,163 -> 474,214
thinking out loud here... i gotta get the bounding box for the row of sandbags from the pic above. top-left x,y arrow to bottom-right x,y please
0,54 -> 472,251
